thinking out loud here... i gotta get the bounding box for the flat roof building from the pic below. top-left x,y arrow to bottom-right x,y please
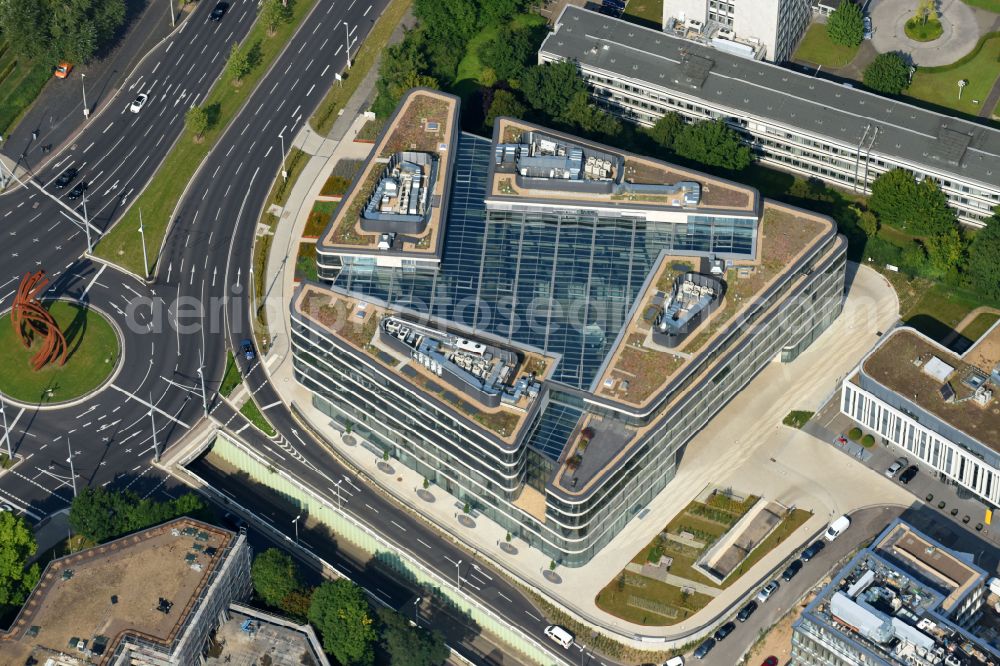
841,321 -> 1000,508
294,92 -> 847,566
0,518 -> 251,666
792,519 -> 998,665
538,5 -> 1000,227
664,0 -> 812,62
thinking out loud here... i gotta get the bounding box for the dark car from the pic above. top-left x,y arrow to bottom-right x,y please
66,182 -> 88,200
241,339 -> 255,361
713,621 -> 736,642
209,1 -> 228,20
782,559 -> 803,581
801,540 -> 825,561
900,465 -> 918,484
54,167 -> 78,188
693,638 -> 716,660
737,600 -> 758,622
761,657 -> 779,666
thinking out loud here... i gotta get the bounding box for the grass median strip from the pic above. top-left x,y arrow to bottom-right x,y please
240,397 -> 276,436
219,351 -> 242,397
94,0 -> 320,275
310,0 -> 412,135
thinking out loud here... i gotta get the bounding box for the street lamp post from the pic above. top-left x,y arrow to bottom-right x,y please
82,74 -> 89,120
81,189 -> 93,255
413,597 -> 420,624
278,131 -> 287,181
959,79 -> 968,99
344,23 -> 352,69
0,397 -> 12,461
292,514 -> 301,543
168,0 -> 175,27
149,392 -> 159,463
139,209 -> 150,279
66,437 -> 77,498
334,479 -> 343,510
455,559 -> 462,589
196,355 -> 208,417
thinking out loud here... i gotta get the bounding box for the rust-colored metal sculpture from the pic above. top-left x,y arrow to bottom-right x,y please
11,271 -> 67,371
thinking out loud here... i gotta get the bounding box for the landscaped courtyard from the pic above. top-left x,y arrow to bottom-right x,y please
908,33 -> 1000,116
595,489 -> 812,625
793,23 -> 861,68
0,301 -> 119,404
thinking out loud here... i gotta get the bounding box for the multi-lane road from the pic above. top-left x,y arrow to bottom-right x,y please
0,2 -> 611,665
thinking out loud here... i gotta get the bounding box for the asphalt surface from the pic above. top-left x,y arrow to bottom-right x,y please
0,2 -> 600,665
0,0 -> 177,167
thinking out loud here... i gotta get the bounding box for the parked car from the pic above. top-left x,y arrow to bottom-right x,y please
782,559 -> 803,581
66,182 -> 88,200
761,657 -> 779,666
802,540 -> 825,561
824,515 -> 851,541
241,339 -> 255,361
693,638 -> 716,659
54,167 -> 78,189
756,580 -> 780,603
900,465 -> 919,484
663,657 -> 685,666
885,457 -> 908,478
737,600 -> 758,622
129,93 -> 148,114
713,621 -> 736,641
543,625 -> 573,649
210,1 -> 229,20
54,62 -> 73,78
863,16 -> 873,39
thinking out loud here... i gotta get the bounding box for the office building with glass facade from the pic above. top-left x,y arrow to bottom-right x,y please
841,323 -> 1000,508
291,93 -> 847,566
792,519 -> 997,665
538,6 -> 1000,227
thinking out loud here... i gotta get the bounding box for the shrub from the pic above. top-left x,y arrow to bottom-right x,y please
860,434 -> 876,448
848,427 -> 863,441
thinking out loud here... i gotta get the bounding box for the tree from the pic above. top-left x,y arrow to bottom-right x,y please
863,52 -> 910,95
479,67 -> 497,88
479,0 -> 527,27
562,91 -> 621,138
519,61 -> 588,117
827,0 -> 864,47
413,0 -> 480,44
251,549 -> 301,608
856,209 -> 879,237
0,0 -> 49,60
227,42 -> 252,84
186,105 -> 209,140
0,0 -> 125,64
0,512 -> 40,608
478,27 -> 537,83
372,34 -> 439,118
672,119 -> 752,171
309,580 -> 377,666
377,607 -> 449,666
260,0 -> 293,35
924,226 -> 966,279
69,487 -> 205,543
967,214 -> 1000,301
647,112 -> 685,151
869,168 -> 957,235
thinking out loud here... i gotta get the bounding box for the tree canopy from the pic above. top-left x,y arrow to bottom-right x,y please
672,119 -> 752,171
484,89 -> 526,129
869,168 -> 957,236
377,607 -> 449,666
827,1 -> 864,47
646,112 -> 685,151
260,0 -> 293,35
372,33 -> 439,118
69,487 -> 205,543
251,548 -> 302,609
863,52 -> 910,95
519,60 -> 588,117
0,511 -> 40,609
967,214 -> 1000,301
0,0 -> 126,63
477,26 -> 537,83
309,579 -> 377,666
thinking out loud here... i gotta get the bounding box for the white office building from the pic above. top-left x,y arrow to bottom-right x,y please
665,0 -> 813,62
538,6 -> 1000,227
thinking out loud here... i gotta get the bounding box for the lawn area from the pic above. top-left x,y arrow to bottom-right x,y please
240,398 -> 276,436
0,302 -> 119,404
267,148 -> 309,208
0,39 -> 52,139
959,312 -> 1000,342
454,13 -> 547,84
94,0 -> 321,275
295,242 -> 319,282
310,0 -> 411,135
961,0 -> 1000,10
793,23 -> 860,68
905,17 -> 943,42
622,0 -> 663,30
304,200 -> 337,237
782,410 -> 814,429
893,277 -> 1000,343
908,34 -> 1000,116
219,351 -> 242,397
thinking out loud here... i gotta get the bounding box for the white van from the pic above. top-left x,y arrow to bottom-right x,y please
824,515 -> 851,541
664,657 -> 685,666
544,625 -> 574,649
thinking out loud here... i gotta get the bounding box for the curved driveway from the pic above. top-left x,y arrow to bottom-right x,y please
869,0 -> 984,66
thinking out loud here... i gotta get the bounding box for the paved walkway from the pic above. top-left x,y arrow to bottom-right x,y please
869,0 -> 989,66
940,305 -> 1000,349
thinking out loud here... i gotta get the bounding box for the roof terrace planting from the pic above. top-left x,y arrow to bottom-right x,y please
319,89 -> 458,257
295,285 -> 555,443
858,326 -> 1000,453
490,118 -> 754,212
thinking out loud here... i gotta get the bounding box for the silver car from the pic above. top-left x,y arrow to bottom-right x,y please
885,457 -> 908,478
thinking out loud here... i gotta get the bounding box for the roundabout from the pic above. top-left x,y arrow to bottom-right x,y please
904,16 -> 944,42
869,0 -> 983,66
0,301 -> 121,406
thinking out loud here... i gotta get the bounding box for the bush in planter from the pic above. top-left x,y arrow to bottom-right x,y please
505,532 -> 512,543
549,560 -> 557,571
847,427 -> 863,441
463,502 -> 471,514
566,454 -> 583,470
382,450 -> 390,462
422,478 -> 430,490
860,434 -> 875,448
